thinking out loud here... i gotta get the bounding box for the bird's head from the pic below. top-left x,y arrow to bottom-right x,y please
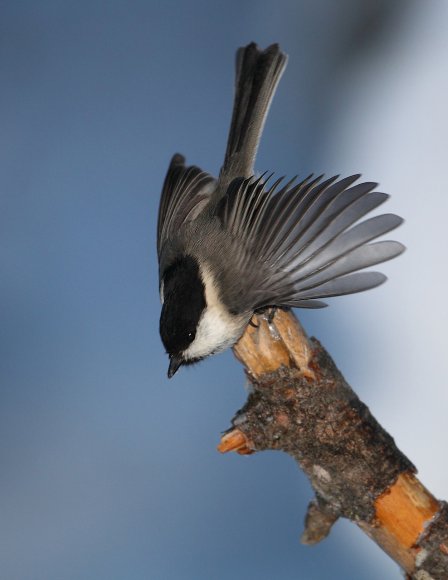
159,255 -> 248,377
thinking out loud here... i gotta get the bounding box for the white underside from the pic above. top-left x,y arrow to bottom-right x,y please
182,267 -> 248,361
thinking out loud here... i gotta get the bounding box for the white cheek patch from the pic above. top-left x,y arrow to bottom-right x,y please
182,267 -> 247,361
183,306 -> 239,360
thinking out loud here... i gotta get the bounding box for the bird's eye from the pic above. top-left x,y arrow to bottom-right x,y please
188,332 -> 193,338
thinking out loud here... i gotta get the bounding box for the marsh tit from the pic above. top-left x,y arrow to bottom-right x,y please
157,43 -> 404,378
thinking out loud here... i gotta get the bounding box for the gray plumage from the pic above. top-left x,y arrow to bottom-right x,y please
158,43 -> 290,280
157,42 -> 404,374
214,173 -> 404,310
219,43 -> 288,191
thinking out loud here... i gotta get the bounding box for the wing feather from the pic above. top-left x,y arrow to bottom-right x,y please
157,154 -> 216,258
216,173 -> 404,310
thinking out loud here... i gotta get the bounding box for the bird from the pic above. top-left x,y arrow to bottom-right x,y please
157,42 -> 404,378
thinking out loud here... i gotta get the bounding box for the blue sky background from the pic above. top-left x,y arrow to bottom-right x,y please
1,1 -> 447,579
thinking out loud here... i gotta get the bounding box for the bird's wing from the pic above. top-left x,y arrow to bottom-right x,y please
215,173 -> 404,311
157,154 -> 216,259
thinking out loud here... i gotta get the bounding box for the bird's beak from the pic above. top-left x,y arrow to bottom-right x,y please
167,355 -> 183,378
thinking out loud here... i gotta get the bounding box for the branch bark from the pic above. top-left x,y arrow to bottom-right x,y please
218,309 -> 448,579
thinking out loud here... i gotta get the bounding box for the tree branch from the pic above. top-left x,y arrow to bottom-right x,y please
218,309 -> 448,579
